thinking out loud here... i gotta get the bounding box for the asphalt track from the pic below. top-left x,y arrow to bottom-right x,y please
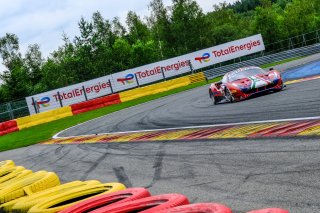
58,74 -> 320,137
1,58 -> 320,212
1,138 -> 320,212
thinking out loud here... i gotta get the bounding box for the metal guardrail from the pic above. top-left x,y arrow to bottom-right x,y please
204,43 -> 320,79
0,99 -> 29,123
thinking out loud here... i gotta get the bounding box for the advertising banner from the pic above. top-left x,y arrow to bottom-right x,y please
111,58 -> 191,91
190,34 -> 265,69
26,75 -> 113,114
26,34 -> 265,114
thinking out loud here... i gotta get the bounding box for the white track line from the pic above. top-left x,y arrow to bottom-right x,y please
53,116 -> 320,139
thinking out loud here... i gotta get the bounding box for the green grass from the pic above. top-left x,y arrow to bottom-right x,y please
0,56 -> 303,152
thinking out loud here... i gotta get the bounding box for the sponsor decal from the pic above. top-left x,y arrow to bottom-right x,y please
195,53 -> 211,63
212,40 -> 261,57
32,97 -> 50,108
136,67 -> 162,79
53,82 -> 111,101
134,60 -> 190,79
160,60 -> 190,72
117,74 -> 135,85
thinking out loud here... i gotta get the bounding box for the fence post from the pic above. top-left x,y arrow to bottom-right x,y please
57,92 -> 63,107
31,97 -> 39,114
6,102 -> 14,120
188,60 -> 194,74
134,73 -> 140,87
160,67 -> 166,81
82,86 -> 88,101
108,79 -> 114,94
302,34 -> 307,46
289,38 -> 294,49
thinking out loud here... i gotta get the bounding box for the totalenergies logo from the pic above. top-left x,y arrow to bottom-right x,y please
32,97 -> 50,108
195,53 -> 211,63
117,74 -> 135,85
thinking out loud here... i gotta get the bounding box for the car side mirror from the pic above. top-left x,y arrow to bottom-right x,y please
215,81 -> 222,89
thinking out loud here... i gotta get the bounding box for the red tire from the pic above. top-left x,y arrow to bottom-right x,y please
59,188 -> 150,213
157,203 -> 233,213
90,193 -> 189,213
247,208 -> 289,213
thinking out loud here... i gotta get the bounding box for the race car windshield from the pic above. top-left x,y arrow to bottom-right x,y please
228,68 -> 266,82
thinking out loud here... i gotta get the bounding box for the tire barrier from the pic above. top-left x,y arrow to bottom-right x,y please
0,120 -> 19,136
71,94 -> 121,115
0,181 -> 86,212
156,203 -> 233,213
89,193 -> 189,213
0,167 -> 32,187
0,161 -> 290,213
247,208 -> 289,213
0,160 -> 14,169
119,76 -> 191,102
0,171 -> 60,204
27,183 -> 126,213
7,181 -> 101,213
16,106 -> 73,130
59,188 -> 151,213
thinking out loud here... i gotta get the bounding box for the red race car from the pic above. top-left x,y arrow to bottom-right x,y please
209,66 -> 284,105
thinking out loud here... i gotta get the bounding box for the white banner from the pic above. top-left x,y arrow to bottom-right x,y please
190,34 -> 265,69
26,34 -> 265,114
26,76 -> 113,114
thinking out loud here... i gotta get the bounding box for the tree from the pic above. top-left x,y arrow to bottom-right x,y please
253,2 -> 287,44
0,34 -> 31,100
284,0 -> 320,37
131,40 -> 160,66
229,0 -> 262,13
170,0 -> 206,54
148,0 -> 173,58
112,17 -> 126,38
24,44 -> 44,86
111,38 -> 132,71
42,34 -> 79,88
0,33 -> 21,70
126,11 -> 150,43
205,3 -> 249,46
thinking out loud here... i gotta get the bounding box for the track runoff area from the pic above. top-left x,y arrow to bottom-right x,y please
1,59 -> 320,212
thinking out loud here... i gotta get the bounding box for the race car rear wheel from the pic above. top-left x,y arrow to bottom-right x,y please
225,87 -> 234,103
